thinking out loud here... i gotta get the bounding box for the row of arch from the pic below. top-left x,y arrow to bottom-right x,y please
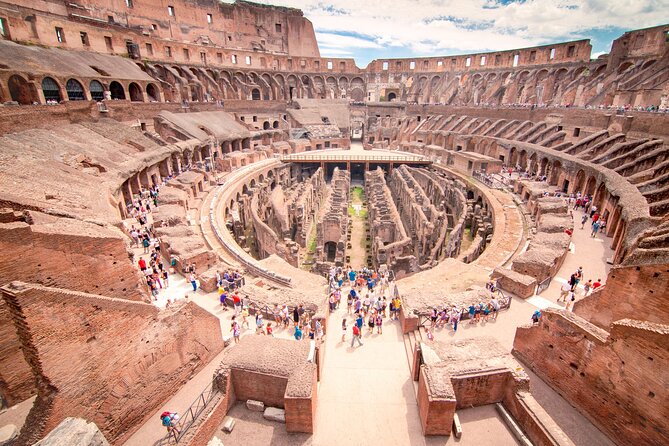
2,74 -> 161,105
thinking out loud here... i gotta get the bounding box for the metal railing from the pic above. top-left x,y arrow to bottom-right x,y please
158,380 -> 219,445
281,154 -> 431,163
536,276 -> 552,295
417,287 -> 510,327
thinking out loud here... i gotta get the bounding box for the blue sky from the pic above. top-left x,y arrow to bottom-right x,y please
232,0 -> 669,68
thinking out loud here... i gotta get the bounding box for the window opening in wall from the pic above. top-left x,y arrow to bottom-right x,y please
245,55 -> 251,65
451,58 -> 456,66
80,31 -> 89,46
287,59 -> 292,68
465,57 -> 471,67
55,27 -> 65,43
382,61 -> 389,70
423,60 -> 429,68
495,54 -> 500,65
549,48 -> 556,59
240,116 -> 245,121
41,77 -> 61,102
513,54 -> 519,67
300,59 -> 306,68
152,23 -> 157,30
165,46 -> 172,57
480,56 -> 486,66
417,116 -> 421,122
327,60 -> 333,69
275,23 -> 282,33
217,52 -> 223,63
409,61 -> 416,69
529,50 -> 536,62
125,0 -> 133,7
567,45 -> 575,57
252,115 -> 257,122
207,13 -> 212,24
573,127 -> 580,137
437,60 -> 443,67
145,43 -> 153,55
231,54 -> 237,64
340,61 -> 345,70
183,48 -> 189,60
107,15 -> 114,23
89,80 -> 104,101
314,60 -> 319,69
104,36 -> 113,50
227,35 -> 232,41
0,17 -> 9,38
200,52 -> 206,63
168,5 -> 175,16
66,79 -> 85,101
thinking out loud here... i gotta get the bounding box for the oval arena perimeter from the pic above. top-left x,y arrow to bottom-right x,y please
0,2 -> 667,446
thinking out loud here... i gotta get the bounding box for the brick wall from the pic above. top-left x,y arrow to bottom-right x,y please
2,282 -> 224,445
0,300 -> 34,406
229,369 -> 287,409
417,366 -> 456,436
574,263 -> 669,328
0,221 -> 145,301
513,310 -> 669,446
502,390 -> 575,446
450,370 -> 514,408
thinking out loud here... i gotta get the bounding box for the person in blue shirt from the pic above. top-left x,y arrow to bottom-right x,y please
348,269 -> 357,284
294,325 -> 303,340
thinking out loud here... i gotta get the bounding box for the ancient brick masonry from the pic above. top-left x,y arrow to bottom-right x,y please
1,282 -> 225,445
315,168 -> 350,268
513,309 -> 669,446
365,168 -> 416,276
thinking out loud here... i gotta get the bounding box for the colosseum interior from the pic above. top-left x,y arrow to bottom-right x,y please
0,0 -> 667,445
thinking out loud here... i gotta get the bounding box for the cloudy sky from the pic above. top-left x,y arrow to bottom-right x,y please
230,0 -> 669,67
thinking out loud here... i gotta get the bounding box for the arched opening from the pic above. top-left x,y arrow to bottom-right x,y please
89,80 -> 104,101
8,75 -> 36,104
387,92 -> 397,101
128,82 -> 143,102
572,169 -> 586,194
109,81 -> 126,100
251,88 -> 261,100
272,120 -> 279,129
584,176 -> 597,197
146,83 -> 160,101
324,241 -> 337,262
263,121 -> 270,130
41,77 -> 62,103
66,78 -> 86,101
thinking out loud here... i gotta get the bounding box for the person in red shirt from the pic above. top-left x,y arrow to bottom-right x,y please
138,257 -> 147,271
592,279 -> 602,290
232,293 -> 242,314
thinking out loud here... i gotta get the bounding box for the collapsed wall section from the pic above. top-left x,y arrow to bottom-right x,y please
315,168 -> 350,268
513,309 -> 669,446
1,282 -> 225,445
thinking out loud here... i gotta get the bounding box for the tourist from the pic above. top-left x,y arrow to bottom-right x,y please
592,278 -> 602,290
483,304 -> 491,321
142,236 -> 150,253
241,306 -> 250,329
255,312 -> 264,334
293,306 -> 300,326
266,322 -> 274,337
341,318 -> 347,342
591,220 -> 601,237
430,307 -> 438,325
376,313 -> 383,334
368,312 -> 375,333
161,411 -> 180,436
162,269 -> 169,287
580,214 -> 588,229
218,284 -> 227,306
565,292 -> 576,311
474,302 -> 482,322
232,292 -> 242,314
281,305 -> 290,327
599,219 -> 606,233
392,296 -> 402,319
491,297 -> 500,320
558,282 -> 571,302
583,279 -> 593,296
189,273 -> 197,292
355,312 -> 364,333
294,324 -> 303,341
363,294 -> 371,313
531,310 -> 541,324
468,304 -> 476,324
354,297 -> 362,314
231,321 -> 240,344
315,319 -> 323,339
329,292 -> 336,312
138,257 -> 147,272
351,323 -> 363,347
450,307 -> 461,331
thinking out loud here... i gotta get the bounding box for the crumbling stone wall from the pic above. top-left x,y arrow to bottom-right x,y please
513,309 -> 669,446
0,210 -> 144,300
316,168 -> 349,266
0,299 -> 34,407
364,168 -> 416,276
1,282 -> 224,445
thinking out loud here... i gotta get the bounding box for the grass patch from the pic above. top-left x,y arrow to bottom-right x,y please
351,186 -> 364,202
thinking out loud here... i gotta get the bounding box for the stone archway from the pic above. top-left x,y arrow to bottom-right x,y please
8,74 -> 37,104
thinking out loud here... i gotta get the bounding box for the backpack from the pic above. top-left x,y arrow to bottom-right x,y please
352,325 -> 360,336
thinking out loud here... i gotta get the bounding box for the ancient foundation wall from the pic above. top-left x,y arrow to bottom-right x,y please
513,309 -> 669,446
574,263 -> 669,328
450,370 -> 515,408
1,282 -> 224,445
229,369 -> 288,409
0,299 -> 34,406
417,366 -> 457,436
0,217 -> 144,301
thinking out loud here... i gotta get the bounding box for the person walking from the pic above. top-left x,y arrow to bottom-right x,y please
341,318 -> 347,342
189,273 -> 197,292
351,324 -> 363,347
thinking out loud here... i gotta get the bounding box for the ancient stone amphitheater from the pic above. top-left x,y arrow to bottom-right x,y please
0,1 -> 667,445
